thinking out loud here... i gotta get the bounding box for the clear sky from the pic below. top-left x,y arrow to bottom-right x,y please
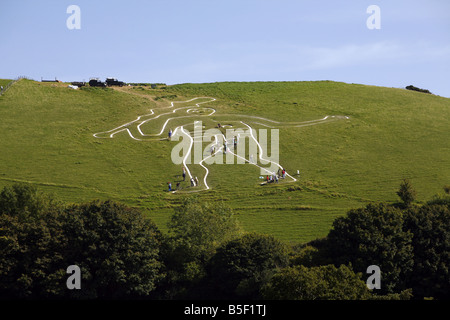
1,0 -> 449,97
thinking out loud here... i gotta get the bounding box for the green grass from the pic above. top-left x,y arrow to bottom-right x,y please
0,79 -> 449,244
0,79 -> 13,90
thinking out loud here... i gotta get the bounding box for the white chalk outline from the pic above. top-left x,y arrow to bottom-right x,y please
93,97 -> 349,193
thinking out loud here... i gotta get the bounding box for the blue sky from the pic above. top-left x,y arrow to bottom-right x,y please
1,0 -> 449,97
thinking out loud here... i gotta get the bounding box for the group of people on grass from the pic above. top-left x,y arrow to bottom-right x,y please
167,128 -> 289,191
223,136 -> 239,154
168,167 -> 199,192
265,168 -> 286,184
170,167 -> 288,191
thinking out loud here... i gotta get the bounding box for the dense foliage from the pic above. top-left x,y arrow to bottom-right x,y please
158,197 -> 242,299
325,203 -> 414,294
0,184 -> 163,299
207,233 -> 290,299
404,204 -> 450,299
0,183 -> 449,300
261,265 -> 371,300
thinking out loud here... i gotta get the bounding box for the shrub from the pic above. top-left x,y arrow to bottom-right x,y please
405,85 -> 432,94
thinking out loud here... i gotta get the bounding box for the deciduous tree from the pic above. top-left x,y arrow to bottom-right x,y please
404,204 -> 450,299
261,264 -> 371,300
325,203 -> 414,294
207,233 -> 290,299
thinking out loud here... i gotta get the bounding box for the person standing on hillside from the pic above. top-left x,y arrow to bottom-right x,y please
168,128 -> 172,140
182,167 -> 186,181
168,182 -> 172,192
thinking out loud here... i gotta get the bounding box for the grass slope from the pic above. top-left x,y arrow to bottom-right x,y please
0,79 -> 449,244
0,79 -> 12,88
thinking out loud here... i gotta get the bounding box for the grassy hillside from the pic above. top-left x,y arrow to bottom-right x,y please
0,79 -> 13,91
0,79 -> 449,244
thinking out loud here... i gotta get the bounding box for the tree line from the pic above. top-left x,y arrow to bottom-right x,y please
0,180 -> 449,300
